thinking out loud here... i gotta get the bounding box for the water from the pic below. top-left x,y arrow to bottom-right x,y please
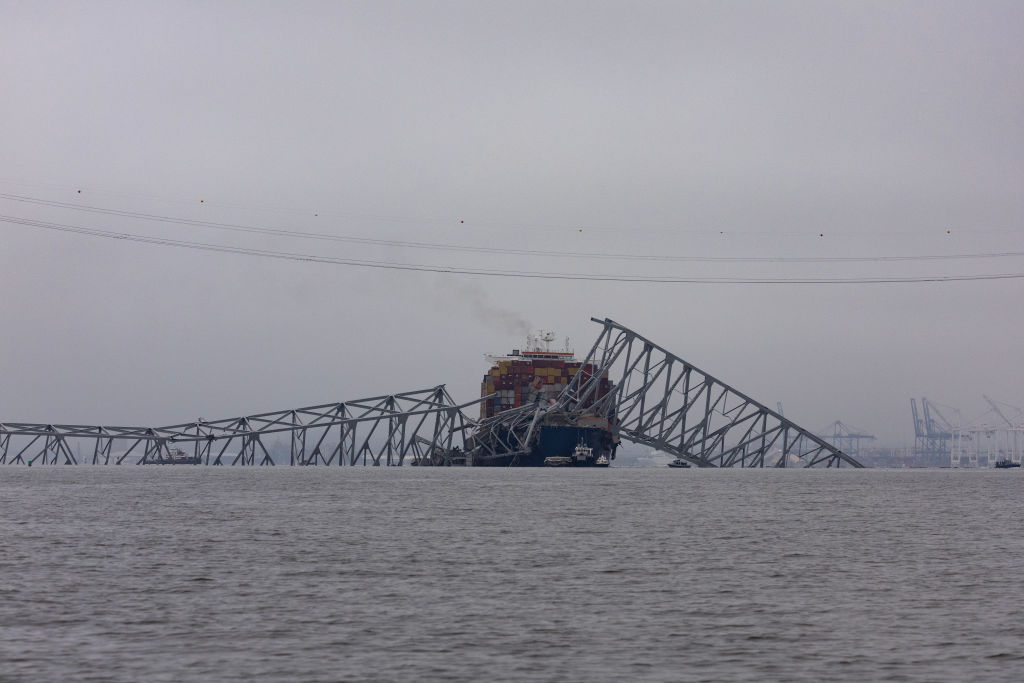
2,467 -> 1023,681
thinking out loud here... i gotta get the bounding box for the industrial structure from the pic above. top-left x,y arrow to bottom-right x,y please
818,421 -> 876,461
909,395 -> 1024,467
1,318 -> 862,468
910,397 -> 958,464
950,396 -> 1024,467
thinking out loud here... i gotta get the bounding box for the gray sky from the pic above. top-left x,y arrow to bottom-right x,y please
2,1 -> 1022,446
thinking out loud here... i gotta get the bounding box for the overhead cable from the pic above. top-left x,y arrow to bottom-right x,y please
4,214 -> 1024,285
2,191 -> 1022,265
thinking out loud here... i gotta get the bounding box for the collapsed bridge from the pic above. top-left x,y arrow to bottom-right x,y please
1,318 -> 862,468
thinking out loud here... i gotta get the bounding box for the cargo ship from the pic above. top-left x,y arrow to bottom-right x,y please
471,332 -> 618,467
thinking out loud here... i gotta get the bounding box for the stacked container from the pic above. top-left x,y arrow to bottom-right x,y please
479,355 -> 611,419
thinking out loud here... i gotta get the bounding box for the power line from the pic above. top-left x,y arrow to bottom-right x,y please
2,191 -> 1023,265
9,176 -> 1023,240
5,213 -> 1024,284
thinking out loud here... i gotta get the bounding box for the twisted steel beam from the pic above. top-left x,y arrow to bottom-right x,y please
558,318 -> 862,467
1,386 -> 477,466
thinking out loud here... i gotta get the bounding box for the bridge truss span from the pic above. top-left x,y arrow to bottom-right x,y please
1,386 -> 477,466
3,317 -> 863,468
561,318 -> 862,467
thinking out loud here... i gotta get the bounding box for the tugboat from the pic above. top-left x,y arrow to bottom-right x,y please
994,458 -> 1021,469
544,441 -> 605,467
571,441 -> 594,466
668,457 -> 691,468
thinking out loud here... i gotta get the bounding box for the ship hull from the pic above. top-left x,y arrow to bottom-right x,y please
473,338 -> 617,467
472,425 -> 613,467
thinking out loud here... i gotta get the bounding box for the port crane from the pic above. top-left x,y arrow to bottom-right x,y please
983,395 -> 1021,429
911,397 -> 957,463
949,396 -> 1024,467
818,421 -> 875,460
1,318 -> 862,468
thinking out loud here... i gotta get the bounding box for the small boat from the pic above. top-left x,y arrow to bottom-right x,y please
572,441 -> 594,465
594,454 -> 610,467
151,448 -> 201,465
994,459 -> 1021,469
668,457 -> 691,468
544,456 -> 573,467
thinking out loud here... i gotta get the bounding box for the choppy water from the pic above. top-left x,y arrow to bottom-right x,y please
2,467 -> 1023,681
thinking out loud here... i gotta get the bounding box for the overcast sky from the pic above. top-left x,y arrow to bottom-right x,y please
2,1 -> 1022,446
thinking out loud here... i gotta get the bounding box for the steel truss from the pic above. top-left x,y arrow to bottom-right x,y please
1,387 -> 476,466
466,318 -> 862,467
2,318 -> 862,468
466,403 -> 546,465
561,318 -> 862,467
